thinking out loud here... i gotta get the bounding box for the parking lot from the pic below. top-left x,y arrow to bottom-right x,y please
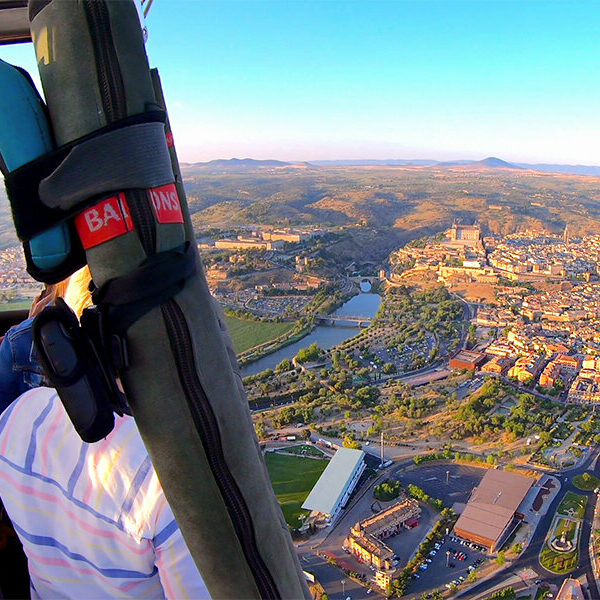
407,535 -> 489,596
384,503 -> 438,566
394,463 -> 487,509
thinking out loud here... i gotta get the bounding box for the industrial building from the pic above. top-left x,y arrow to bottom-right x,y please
301,448 -> 365,523
454,469 -> 536,552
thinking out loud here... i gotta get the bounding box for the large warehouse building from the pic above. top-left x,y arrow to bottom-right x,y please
454,469 -> 536,552
302,447 -> 365,524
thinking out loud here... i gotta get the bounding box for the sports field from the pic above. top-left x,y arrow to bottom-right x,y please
225,315 -> 295,354
265,451 -> 328,527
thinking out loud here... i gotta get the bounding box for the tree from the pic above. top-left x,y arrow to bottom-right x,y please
382,362 -> 397,374
495,551 -> 506,565
343,434 -> 361,450
356,367 -> 371,380
374,479 -> 402,501
254,421 -> 267,440
467,569 -> 477,582
301,429 -> 311,440
275,358 -> 292,373
294,342 -> 321,364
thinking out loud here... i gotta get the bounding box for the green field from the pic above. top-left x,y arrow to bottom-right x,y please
573,472 -> 600,491
0,300 -> 34,312
557,491 -> 587,519
265,451 -> 328,527
225,315 -> 295,354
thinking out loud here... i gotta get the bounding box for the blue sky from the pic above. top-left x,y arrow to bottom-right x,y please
2,0 -> 599,164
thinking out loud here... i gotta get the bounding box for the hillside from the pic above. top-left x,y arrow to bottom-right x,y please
3,163 -> 600,250
183,165 -> 600,237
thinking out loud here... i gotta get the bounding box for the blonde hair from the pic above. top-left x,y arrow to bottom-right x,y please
63,265 -> 93,318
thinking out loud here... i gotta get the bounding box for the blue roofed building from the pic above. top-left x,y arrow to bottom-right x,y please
302,447 -> 366,524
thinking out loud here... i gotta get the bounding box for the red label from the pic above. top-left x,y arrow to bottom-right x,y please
148,183 -> 183,224
166,132 -> 174,147
75,194 -> 134,249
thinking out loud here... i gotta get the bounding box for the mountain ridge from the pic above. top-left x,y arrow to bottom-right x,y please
181,156 -> 600,177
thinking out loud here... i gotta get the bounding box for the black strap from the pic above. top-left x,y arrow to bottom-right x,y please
5,110 -> 166,242
92,242 -> 196,337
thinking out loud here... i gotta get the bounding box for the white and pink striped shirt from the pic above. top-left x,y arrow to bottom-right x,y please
0,387 -> 210,599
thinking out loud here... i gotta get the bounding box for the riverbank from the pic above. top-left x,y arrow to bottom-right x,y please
240,292 -> 382,376
238,324 -> 313,366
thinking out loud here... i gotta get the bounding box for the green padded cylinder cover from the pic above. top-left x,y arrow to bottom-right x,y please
29,1 -> 310,598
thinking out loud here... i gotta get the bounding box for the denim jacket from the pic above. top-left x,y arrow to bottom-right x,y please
0,318 -> 47,414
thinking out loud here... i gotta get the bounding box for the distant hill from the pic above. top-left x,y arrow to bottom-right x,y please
180,156 -> 600,176
436,157 -> 521,169
448,156 -> 522,169
310,157 -> 600,176
181,158 -> 292,174
473,157 -> 521,169
312,159 -> 437,167
514,163 -> 600,176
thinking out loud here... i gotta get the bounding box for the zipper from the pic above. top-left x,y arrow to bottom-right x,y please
81,2 -> 280,595
127,189 -> 155,255
162,300 -> 279,599
83,0 -> 126,123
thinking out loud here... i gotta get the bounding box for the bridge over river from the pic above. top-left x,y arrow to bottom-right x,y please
315,314 -> 372,327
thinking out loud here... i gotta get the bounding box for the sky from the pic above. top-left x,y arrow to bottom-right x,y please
2,0 -> 599,165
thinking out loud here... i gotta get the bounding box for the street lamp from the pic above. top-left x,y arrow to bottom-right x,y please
446,550 -> 451,567
446,470 -> 450,485
341,579 -> 345,598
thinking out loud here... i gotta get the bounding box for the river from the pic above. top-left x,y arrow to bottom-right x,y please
240,290 -> 382,376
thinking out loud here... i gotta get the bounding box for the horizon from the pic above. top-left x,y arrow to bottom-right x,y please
181,155 -> 600,168
1,1 -> 599,165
